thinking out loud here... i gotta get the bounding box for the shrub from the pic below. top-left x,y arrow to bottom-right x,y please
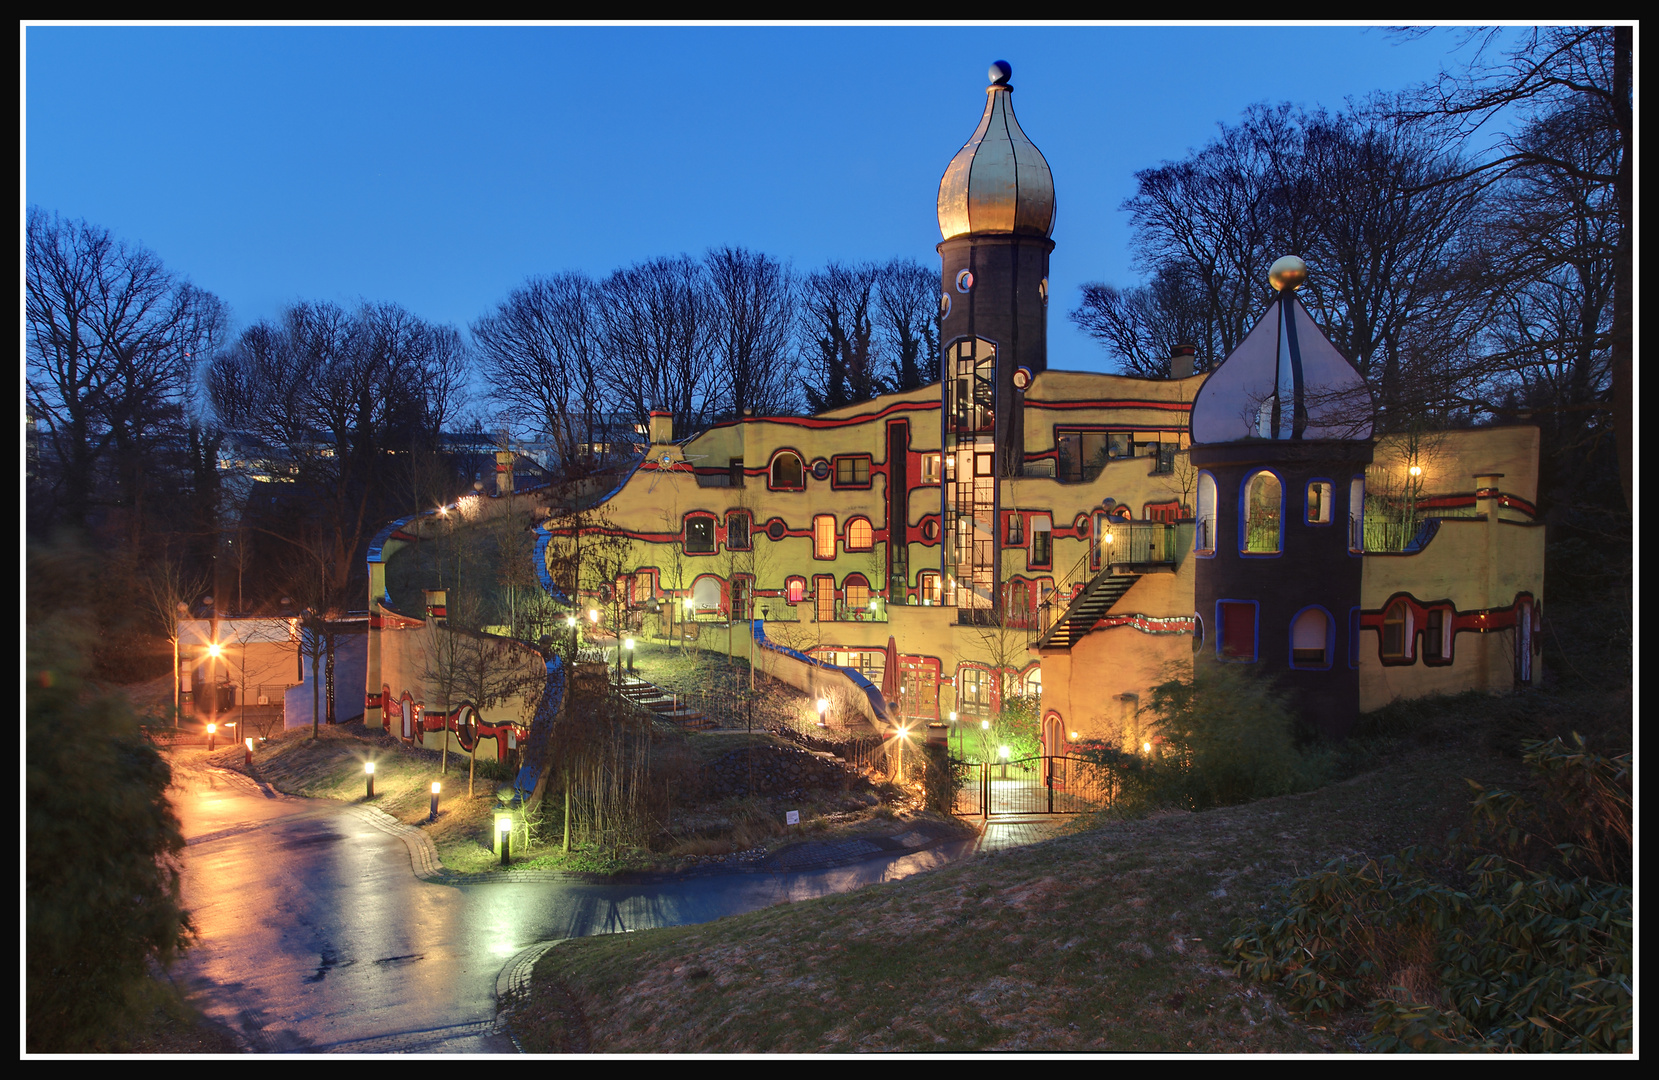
1227,735 -> 1633,1053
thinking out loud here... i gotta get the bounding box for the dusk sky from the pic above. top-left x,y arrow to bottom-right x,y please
25,24 -> 1495,381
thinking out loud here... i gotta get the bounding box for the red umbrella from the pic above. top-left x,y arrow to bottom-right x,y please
881,635 -> 899,707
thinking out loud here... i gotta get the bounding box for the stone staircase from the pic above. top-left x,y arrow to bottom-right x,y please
615,677 -> 719,730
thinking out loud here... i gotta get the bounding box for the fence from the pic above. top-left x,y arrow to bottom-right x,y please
951,756 -> 1118,816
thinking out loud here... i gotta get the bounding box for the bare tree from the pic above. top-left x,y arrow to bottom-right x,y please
705,246 -> 799,420
598,256 -> 715,436
873,258 -> 939,392
473,272 -> 607,474
26,210 -> 226,542
801,261 -> 880,410
1071,261 -> 1222,377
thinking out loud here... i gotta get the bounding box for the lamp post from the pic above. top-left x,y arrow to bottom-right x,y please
365,761 -> 375,800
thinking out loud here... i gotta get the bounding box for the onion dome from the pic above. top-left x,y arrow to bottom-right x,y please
1191,257 -> 1375,443
937,61 -> 1056,241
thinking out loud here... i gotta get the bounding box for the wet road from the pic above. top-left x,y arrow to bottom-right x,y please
171,767 -> 972,1053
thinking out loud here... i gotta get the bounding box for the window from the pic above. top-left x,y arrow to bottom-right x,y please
813,515 -> 836,559
1154,443 -> 1176,476
815,575 -> 835,623
632,572 -> 654,604
959,667 -> 990,716
685,514 -> 715,554
785,576 -> 806,604
921,452 -> 942,485
1381,600 -> 1411,660
729,458 -> 745,488
1145,500 -> 1183,524
1306,481 -> 1333,525
919,570 -> 942,606
1291,607 -> 1331,668
690,575 -> 722,612
846,517 -> 873,551
771,451 -> 804,490
1424,608 -> 1445,660
1196,472 -> 1217,554
1029,515 -> 1052,568
845,575 -> 871,613
833,455 -> 871,488
1242,470 -> 1282,554
1219,601 -> 1257,661
1348,477 -> 1366,553
726,511 -> 751,551
1006,514 -> 1024,545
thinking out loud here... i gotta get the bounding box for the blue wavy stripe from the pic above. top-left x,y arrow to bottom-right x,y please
751,620 -> 890,724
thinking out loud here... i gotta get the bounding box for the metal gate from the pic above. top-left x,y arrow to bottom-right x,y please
952,756 -> 1115,816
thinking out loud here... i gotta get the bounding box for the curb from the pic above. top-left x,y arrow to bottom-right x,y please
346,804 -> 447,881
495,939 -> 564,1053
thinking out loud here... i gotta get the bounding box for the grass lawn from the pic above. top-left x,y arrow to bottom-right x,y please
513,739 -> 1527,1053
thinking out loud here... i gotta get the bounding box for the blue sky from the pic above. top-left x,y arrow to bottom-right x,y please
25,24 -> 1483,378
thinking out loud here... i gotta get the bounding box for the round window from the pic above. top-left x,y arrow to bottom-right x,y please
1038,277 -> 1049,306
939,292 -> 952,318
1191,613 -> 1205,653
766,518 -> 787,542
955,269 -> 974,293
922,519 -> 940,543
810,458 -> 830,480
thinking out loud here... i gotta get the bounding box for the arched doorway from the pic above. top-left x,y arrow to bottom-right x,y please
1042,712 -> 1065,758
399,693 -> 413,740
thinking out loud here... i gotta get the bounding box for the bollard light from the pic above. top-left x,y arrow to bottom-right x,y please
999,745 -> 1011,759
244,737 -> 254,766
497,814 -> 513,865
365,760 -> 375,800
981,719 -> 990,730
949,711 -> 957,723
815,698 -> 829,727
588,609 -> 599,624
206,722 -> 217,751
1142,741 -> 1152,754
566,615 -> 577,628
429,781 -> 441,822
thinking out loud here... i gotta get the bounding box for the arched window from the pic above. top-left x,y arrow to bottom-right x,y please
844,574 -> 871,613
846,517 -> 873,551
1241,470 -> 1282,554
690,575 -> 722,612
770,451 -> 804,490
1290,607 -> 1332,668
785,576 -> 806,604
813,515 -> 837,559
1196,472 -> 1217,554
1348,477 -> 1366,552
1381,599 -> 1412,661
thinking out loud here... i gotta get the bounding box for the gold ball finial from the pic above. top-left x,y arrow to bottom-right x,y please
1269,255 -> 1308,292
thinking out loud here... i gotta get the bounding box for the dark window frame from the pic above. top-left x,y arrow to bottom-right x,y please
726,511 -> 751,551
684,513 -> 716,555
832,454 -> 873,489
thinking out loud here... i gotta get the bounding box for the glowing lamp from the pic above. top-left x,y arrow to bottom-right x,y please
981,720 -> 990,730
998,745 -> 1011,759
207,642 -> 222,659
1142,741 -> 1152,753
588,609 -> 599,624
1408,465 -> 1423,477
365,761 -> 375,774
624,638 -> 635,650
431,781 -> 441,794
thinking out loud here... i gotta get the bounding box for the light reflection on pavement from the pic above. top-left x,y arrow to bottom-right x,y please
171,767 -> 973,1054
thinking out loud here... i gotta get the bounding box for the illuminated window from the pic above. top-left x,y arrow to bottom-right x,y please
1348,477 -> 1366,552
959,667 -> 990,715
771,451 -> 804,490
815,576 -> 835,623
846,517 -> 873,551
813,515 -> 836,559
833,455 -> 871,488
1196,472 -> 1217,553
919,571 -> 942,606
785,576 -> 806,604
1381,600 -> 1411,660
1242,471 -> 1282,554
1306,481 -> 1333,525
845,575 -> 871,612
921,453 -> 942,484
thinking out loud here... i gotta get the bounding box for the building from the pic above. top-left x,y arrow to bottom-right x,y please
363,61 -> 1546,757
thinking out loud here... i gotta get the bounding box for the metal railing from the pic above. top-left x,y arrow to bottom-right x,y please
951,756 -> 1118,816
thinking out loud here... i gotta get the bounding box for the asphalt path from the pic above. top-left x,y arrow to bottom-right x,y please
170,765 -> 974,1054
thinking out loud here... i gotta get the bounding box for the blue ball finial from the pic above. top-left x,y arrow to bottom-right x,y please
989,60 -> 1012,85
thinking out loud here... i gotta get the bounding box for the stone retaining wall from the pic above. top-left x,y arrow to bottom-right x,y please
700,744 -> 867,800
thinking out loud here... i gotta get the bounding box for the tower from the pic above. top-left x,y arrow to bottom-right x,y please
936,60 -> 1055,619
1188,256 -> 1376,738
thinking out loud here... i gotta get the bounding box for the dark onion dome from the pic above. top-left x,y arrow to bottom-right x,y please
937,61 -> 1056,241
1191,256 -> 1375,444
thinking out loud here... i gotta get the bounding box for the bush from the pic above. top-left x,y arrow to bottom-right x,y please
26,541 -> 194,1051
1226,735 -> 1633,1053
1076,658 -> 1317,813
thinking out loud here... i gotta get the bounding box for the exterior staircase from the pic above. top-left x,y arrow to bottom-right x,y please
1033,569 -> 1141,651
616,677 -> 718,730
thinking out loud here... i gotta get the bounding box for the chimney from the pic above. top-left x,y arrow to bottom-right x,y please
649,410 -> 674,444
1170,343 -> 1197,379
423,589 -> 447,622
495,449 -> 515,495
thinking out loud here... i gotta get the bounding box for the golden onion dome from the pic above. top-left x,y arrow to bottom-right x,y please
937,61 -> 1056,241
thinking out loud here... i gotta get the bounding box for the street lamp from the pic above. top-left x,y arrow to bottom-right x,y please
365,760 -> 375,800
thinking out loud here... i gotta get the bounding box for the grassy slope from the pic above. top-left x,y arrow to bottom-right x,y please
516,742 -> 1524,1053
